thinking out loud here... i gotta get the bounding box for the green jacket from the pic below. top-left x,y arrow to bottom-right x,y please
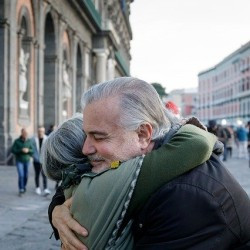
11,137 -> 33,163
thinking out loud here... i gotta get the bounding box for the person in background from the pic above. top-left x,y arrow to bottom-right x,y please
46,124 -> 57,136
208,120 -> 228,161
45,124 -> 60,189
225,125 -> 234,158
216,124 -> 229,161
11,128 -> 33,196
247,121 -> 250,167
247,121 -> 250,150
31,126 -> 51,196
236,123 -> 249,159
207,119 -> 217,135
165,101 -> 180,118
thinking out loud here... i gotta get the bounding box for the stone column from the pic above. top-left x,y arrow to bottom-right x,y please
94,49 -> 108,83
8,4 -> 19,162
33,39 -> 39,130
0,18 -> 9,162
71,33 -> 78,113
35,40 -> 45,127
36,2 -> 45,128
107,57 -> 116,80
83,46 -> 90,90
58,18 -> 67,124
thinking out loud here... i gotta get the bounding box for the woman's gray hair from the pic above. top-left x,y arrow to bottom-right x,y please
81,77 -> 180,140
41,113 -> 86,181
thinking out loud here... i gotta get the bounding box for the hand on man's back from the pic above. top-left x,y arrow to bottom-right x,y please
53,197 -> 88,250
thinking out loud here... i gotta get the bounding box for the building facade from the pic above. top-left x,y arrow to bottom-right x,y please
0,0 -> 133,162
198,41 -> 250,126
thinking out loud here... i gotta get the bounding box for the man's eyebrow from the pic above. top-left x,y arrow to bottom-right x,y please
88,131 -> 108,136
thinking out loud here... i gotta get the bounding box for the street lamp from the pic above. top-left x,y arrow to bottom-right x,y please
221,119 -> 227,126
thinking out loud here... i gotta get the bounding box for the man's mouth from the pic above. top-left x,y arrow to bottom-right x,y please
91,159 -> 103,163
88,155 -> 105,163
90,159 -> 105,167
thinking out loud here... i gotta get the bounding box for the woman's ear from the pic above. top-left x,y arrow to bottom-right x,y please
137,123 -> 153,150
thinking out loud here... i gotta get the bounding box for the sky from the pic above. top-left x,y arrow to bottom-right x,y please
130,0 -> 250,93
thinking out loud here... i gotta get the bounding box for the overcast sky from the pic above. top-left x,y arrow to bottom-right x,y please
130,0 -> 250,93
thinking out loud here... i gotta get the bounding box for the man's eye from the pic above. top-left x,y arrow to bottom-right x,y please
94,136 -> 105,141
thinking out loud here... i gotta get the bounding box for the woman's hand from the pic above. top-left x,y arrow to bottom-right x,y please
52,197 -> 88,250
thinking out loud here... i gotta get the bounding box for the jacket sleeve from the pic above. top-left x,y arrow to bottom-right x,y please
48,186 -> 65,240
11,140 -> 21,155
133,180 -> 238,250
127,124 -> 217,218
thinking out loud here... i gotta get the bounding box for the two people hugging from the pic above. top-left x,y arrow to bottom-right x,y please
42,77 -> 250,250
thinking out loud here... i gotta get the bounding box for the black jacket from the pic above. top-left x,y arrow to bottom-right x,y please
132,153 -> 250,250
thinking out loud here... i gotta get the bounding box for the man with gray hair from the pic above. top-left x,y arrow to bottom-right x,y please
50,77 -> 250,249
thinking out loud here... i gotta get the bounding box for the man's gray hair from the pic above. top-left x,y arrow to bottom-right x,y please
41,113 -> 86,181
81,77 -> 179,140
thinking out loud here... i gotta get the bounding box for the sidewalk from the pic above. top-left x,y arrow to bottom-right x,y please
0,156 -> 249,249
0,164 -> 60,249
223,156 -> 250,196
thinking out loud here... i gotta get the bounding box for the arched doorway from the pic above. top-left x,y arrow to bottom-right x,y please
43,13 -> 56,130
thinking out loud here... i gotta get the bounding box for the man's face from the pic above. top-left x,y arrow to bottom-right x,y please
38,127 -> 45,138
82,97 -> 143,173
21,129 -> 28,139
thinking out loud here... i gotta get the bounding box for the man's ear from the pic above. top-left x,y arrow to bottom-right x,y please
137,123 -> 153,150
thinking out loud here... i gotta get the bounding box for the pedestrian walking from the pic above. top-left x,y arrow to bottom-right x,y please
45,124 -> 59,190
236,124 -> 248,159
225,125 -> 234,158
207,119 -> 217,135
31,126 -> 51,196
208,121 -> 232,161
247,121 -> 250,167
11,128 -> 33,196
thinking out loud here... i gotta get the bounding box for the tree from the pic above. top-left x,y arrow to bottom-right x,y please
151,82 -> 168,98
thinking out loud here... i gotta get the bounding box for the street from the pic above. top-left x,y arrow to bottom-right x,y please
0,165 -> 60,250
0,156 -> 249,249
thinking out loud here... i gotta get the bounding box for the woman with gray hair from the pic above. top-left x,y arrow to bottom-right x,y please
42,113 -> 217,249
41,114 -> 86,181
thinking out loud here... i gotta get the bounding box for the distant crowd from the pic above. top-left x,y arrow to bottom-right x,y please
207,120 -> 250,162
165,101 -> 250,162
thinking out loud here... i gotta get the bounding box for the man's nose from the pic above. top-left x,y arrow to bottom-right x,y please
82,136 -> 96,155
